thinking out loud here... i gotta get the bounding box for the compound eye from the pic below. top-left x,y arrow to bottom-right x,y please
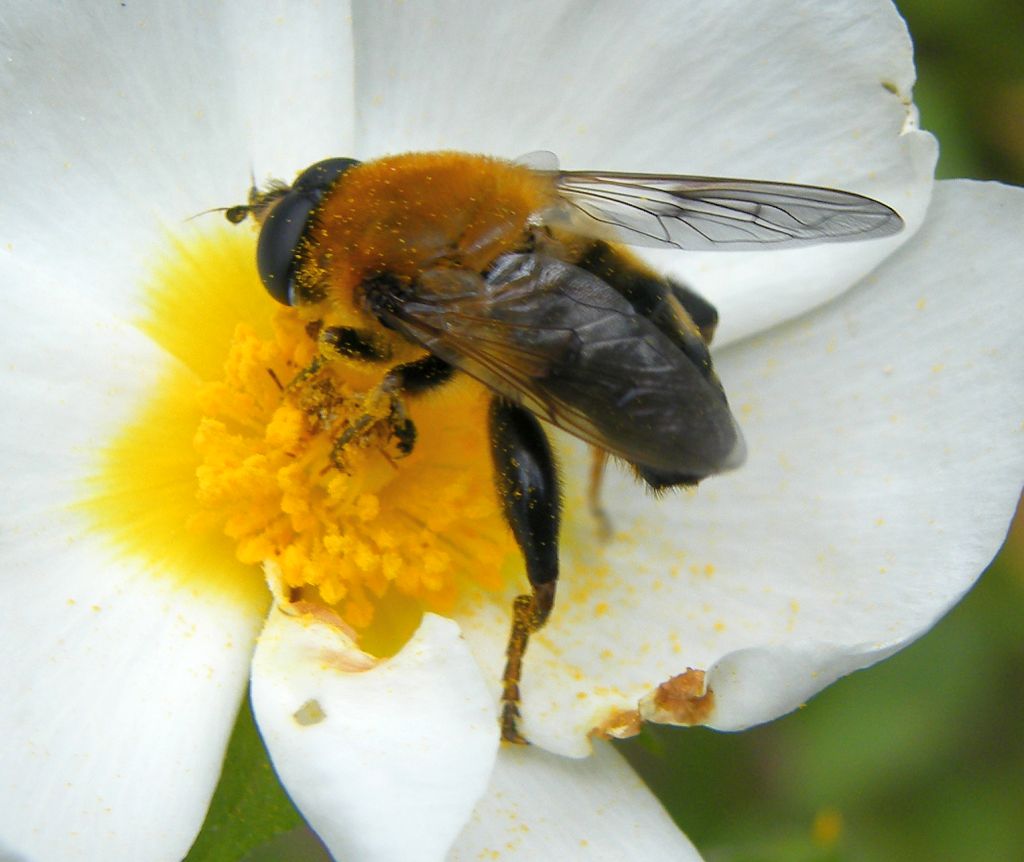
256,191 -> 316,305
293,157 -> 361,197
255,157 -> 361,306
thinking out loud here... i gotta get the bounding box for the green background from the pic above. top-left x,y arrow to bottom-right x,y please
186,2 -> 1024,859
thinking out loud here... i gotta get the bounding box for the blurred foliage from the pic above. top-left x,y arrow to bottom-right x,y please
620,2 -> 1024,859
897,0 -> 1024,184
185,698 -> 311,862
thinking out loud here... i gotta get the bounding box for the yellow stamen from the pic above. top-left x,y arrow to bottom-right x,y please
83,225 -> 516,655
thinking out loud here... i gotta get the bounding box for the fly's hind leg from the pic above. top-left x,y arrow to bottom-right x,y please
588,447 -> 612,540
489,398 -> 561,744
501,585 -> 555,744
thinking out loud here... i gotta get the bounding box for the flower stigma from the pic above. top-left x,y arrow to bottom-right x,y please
84,225 -> 516,655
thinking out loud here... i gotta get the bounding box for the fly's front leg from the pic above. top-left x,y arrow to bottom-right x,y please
489,398 -> 561,744
284,324 -> 386,396
331,353 -> 452,466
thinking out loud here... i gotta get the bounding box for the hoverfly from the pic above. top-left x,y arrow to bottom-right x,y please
224,151 -> 902,742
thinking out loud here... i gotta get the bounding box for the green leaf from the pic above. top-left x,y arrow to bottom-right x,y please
184,691 -> 311,862
240,827 -> 333,862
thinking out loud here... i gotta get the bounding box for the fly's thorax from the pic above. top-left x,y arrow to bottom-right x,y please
294,152 -> 557,311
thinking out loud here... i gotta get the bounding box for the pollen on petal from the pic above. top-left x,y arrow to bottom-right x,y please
639,668 -> 716,726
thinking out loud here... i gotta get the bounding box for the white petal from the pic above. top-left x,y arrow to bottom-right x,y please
251,610 -> 499,862
699,179 -> 1024,728
0,3 -> 355,315
0,205 -> 264,859
450,741 -> 703,861
1,264 -> 170,515
0,518 -> 262,861
454,180 -> 1024,754
351,0 -> 935,342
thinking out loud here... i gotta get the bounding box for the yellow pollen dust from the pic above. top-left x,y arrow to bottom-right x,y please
190,309 -> 513,634
86,224 -> 515,653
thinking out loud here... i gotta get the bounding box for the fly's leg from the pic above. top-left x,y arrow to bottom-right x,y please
330,353 -> 452,467
588,447 -> 612,540
502,584 -> 555,744
665,281 -> 718,345
283,324 -> 385,397
489,398 -> 561,744
320,325 -> 392,362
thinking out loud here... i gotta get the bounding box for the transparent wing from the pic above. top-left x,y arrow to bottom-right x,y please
378,254 -> 744,476
553,170 -> 904,250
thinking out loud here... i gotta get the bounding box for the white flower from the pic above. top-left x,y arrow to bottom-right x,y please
1,2 -> 1021,861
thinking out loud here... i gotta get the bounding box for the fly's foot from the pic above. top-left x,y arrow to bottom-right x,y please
500,594 -> 535,745
391,414 -> 417,456
329,385 -> 417,469
499,585 -> 556,745
500,701 -> 529,745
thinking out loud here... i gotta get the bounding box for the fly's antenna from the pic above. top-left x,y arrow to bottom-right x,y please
186,206 -> 234,222
187,164 -> 263,224
186,203 -> 252,224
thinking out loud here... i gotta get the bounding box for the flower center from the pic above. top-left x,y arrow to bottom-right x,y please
191,310 -> 514,641
85,225 -> 516,655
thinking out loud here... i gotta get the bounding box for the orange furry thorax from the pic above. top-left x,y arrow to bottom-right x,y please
296,152 -> 556,332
